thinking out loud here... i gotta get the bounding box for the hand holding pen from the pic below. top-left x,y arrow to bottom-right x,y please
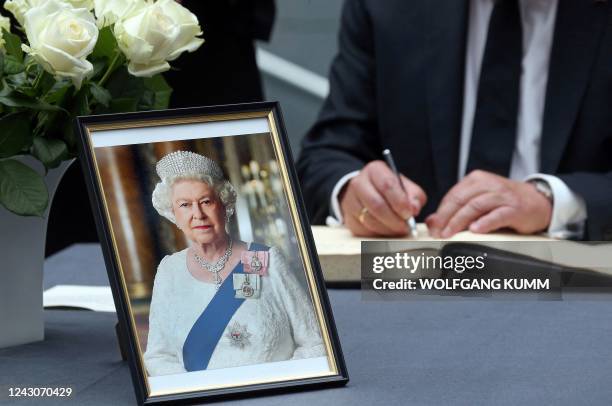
382,149 -> 418,237
337,154 -> 427,237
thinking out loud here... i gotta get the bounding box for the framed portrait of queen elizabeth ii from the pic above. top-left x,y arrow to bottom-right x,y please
75,103 -> 348,405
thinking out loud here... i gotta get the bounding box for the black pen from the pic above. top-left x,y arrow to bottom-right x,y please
382,149 -> 418,238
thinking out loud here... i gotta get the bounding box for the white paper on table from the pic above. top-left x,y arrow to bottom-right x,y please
43,285 -> 116,312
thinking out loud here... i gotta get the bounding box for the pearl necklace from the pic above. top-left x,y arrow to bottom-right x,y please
193,238 -> 233,289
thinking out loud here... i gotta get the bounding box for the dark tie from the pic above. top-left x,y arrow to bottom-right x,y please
466,0 -> 523,176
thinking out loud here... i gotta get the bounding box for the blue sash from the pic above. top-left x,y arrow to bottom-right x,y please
182,243 -> 269,372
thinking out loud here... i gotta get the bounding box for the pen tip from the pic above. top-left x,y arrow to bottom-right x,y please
382,149 -> 390,155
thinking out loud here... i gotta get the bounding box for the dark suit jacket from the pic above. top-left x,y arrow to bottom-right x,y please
166,0 -> 275,107
297,0 -> 612,240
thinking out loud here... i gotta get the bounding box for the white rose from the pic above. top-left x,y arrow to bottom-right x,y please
4,0 -> 46,26
5,0 -> 94,26
66,0 -> 94,10
114,0 -> 203,77
21,0 -> 98,89
94,0 -> 146,28
0,14 -> 10,53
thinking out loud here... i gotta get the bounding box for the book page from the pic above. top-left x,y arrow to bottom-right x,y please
312,224 -> 553,256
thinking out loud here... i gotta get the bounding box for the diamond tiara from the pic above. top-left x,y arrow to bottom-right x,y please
156,151 -> 225,182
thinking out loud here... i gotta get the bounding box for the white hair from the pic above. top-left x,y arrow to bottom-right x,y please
151,152 -> 237,225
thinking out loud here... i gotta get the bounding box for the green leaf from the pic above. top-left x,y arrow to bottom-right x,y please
105,67 -> 145,99
4,55 -> 25,75
91,26 -> 118,60
144,74 -> 172,93
143,75 -> 172,110
73,88 -> 91,116
36,71 -> 57,94
0,158 -> 48,216
89,82 -> 111,107
0,112 -> 32,158
102,67 -> 173,112
44,80 -> 72,105
92,59 -> 106,77
109,97 -> 138,113
0,90 -> 67,112
5,71 -> 28,88
2,29 -> 24,62
32,137 -> 68,169
61,120 -> 76,151
139,90 -> 154,110
0,52 -> 4,81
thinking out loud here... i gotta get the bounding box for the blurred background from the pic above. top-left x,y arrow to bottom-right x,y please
258,0 -> 342,155
46,0 -> 343,256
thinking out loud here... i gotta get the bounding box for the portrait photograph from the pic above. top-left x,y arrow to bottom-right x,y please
75,104 -> 347,404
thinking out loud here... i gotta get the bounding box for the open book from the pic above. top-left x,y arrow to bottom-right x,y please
311,225 -> 612,284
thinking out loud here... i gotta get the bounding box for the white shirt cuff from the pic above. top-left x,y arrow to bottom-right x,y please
525,173 -> 587,239
325,170 -> 360,226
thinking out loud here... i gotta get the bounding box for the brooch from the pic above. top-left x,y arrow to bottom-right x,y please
226,321 -> 251,349
233,273 -> 261,299
241,251 -> 269,276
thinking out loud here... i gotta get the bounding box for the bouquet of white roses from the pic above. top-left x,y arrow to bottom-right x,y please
0,0 -> 203,216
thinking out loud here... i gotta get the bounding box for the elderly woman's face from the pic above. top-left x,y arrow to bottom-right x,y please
171,179 -> 227,245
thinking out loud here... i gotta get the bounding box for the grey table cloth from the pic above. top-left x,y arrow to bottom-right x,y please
1,244 -> 611,405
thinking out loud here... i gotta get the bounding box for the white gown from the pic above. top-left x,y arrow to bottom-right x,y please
144,245 -> 326,377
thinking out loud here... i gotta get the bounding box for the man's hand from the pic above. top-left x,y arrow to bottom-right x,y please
339,161 -> 427,236
426,170 -> 553,238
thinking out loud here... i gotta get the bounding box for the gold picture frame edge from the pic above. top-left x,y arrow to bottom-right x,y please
79,104 -> 345,403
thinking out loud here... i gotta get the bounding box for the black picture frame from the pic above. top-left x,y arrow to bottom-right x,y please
75,102 -> 348,405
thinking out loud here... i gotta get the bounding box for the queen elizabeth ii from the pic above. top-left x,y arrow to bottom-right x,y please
144,151 -> 325,376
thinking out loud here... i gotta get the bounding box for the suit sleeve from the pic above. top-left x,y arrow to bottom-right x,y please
558,172 -> 612,240
296,0 -> 381,224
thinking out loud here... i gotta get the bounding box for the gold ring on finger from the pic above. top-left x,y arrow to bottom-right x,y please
358,207 -> 369,224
